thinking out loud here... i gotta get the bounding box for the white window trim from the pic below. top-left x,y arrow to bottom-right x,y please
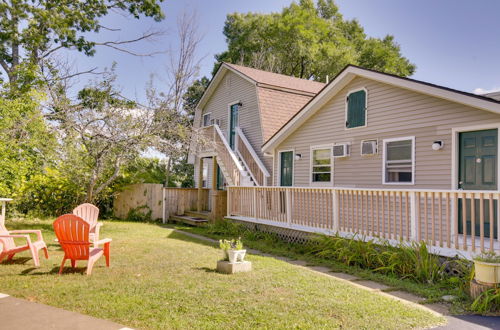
202,112 -> 212,127
310,145 -> 334,186
277,149 -> 295,187
360,139 -> 378,156
344,87 -> 368,130
227,101 -> 241,144
382,136 -> 415,185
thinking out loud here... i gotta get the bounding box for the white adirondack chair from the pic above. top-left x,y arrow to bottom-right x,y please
73,203 -> 102,247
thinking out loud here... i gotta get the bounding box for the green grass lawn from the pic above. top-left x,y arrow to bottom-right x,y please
1,218 -> 445,329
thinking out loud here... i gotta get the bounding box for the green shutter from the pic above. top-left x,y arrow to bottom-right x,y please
347,90 -> 366,128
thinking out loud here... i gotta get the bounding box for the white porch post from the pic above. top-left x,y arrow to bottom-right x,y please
286,189 -> 292,226
332,189 -> 339,232
253,188 -> 257,220
410,192 -> 418,241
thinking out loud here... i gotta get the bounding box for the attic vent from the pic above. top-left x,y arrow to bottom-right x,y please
361,139 -> 378,156
333,143 -> 350,158
225,76 -> 231,88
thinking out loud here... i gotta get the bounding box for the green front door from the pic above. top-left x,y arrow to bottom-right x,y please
229,104 -> 239,149
280,151 -> 293,186
458,129 -> 498,238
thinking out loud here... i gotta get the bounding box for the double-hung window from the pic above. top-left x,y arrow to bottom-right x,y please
202,113 -> 211,127
346,89 -> 367,129
311,147 -> 332,183
383,137 -> 415,184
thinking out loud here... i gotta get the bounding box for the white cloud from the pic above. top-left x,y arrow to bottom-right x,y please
473,87 -> 500,95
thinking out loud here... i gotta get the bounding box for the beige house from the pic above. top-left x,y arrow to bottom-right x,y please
183,63 -> 500,258
190,62 -> 324,189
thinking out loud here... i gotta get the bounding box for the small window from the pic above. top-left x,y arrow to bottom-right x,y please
346,89 -> 366,129
311,147 -> 332,183
383,137 -> 414,184
202,113 -> 211,127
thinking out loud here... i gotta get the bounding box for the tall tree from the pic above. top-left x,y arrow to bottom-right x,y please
216,0 -> 415,80
0,0 -> 165,93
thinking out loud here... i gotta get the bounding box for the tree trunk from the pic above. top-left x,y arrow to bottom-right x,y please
164,157 -> 172,187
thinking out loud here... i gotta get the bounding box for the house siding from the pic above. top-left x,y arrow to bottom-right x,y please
195,70 -> 273,186
273,76 -> 500,189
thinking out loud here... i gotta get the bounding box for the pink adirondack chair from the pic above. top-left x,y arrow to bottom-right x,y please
53,214 -> 111,275
0,223 -> 49,267
73,203 -> 102,246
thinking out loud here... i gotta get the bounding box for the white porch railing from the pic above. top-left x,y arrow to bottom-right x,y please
227,186 -> 500,258
235,127 -> 270,186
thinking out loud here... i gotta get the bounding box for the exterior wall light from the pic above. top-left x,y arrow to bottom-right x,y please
295,154 -> 302,160
432,140 -> 444,151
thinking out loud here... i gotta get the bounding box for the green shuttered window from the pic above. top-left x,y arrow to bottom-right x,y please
346,89 -> 366,129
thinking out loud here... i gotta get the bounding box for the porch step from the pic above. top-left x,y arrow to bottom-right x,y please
184,210 -> 211,220
169,214 -> 208,227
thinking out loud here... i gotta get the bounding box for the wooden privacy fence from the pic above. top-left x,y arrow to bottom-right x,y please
228,186 -> 500,257
163,188 -> 210,218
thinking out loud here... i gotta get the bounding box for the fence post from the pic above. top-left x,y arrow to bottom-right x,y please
410,191 -> 418,241
332,189 -> 339,233
162,187 -> 166,224
286,188 -> 292,227
227,187 -> 232,217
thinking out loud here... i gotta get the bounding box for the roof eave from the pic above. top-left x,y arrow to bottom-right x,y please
262,65 -> 500,153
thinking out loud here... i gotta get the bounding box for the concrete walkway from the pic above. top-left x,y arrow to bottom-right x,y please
0,293 -> 130,330
174,229 -> 500,330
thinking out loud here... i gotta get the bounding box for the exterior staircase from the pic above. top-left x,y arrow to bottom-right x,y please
169,210 -> 210,226
197,124 -> 269,187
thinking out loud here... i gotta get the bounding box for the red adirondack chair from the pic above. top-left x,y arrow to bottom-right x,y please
0,222 -> 49,267
73,203 -> 102,246
53,214 -> 111,275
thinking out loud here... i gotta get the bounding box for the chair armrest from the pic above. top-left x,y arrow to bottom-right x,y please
9,230 -> 43,242
95,238 -> 112,245
0,234 -> 32,244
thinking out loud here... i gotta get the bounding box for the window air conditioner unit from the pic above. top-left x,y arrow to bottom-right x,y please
361,139 -> 378,156
333,143 -> 350,158
210,118 -> 221,126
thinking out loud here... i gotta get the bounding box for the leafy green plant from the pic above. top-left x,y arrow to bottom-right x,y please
474,252 -> 500,263
470,288 -> 500,314
126,205 -> 153,222
219,238 -> 244,250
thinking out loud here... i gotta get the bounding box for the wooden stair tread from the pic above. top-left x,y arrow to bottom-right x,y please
169,215 -> 208,227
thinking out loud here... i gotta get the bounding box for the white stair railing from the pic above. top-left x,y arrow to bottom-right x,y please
235,127 -> 270,186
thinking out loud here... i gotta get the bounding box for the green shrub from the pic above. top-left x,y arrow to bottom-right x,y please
126,205 -> 153,222
471,288 -> 500,314
16,167 -> 86,216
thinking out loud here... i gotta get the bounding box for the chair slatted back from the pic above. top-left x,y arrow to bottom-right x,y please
73,204 -> 99,230
0,222 -> 15,250
53,214 -> 91,260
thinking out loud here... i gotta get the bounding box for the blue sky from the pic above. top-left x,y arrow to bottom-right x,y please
69,0 -> 500,101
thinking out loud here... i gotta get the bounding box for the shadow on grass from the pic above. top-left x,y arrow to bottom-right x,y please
20,266 -> 88,276
163,228 -> 217,249
193,266 -> 217,273
1,257 -> 32,265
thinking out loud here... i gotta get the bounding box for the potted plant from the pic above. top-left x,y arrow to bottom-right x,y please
219,238 -> 246,263
473,252 -> 500,285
